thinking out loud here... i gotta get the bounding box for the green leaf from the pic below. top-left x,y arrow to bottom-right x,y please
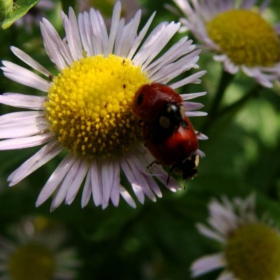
0,0 -> 14,21
1,0 -> 40,29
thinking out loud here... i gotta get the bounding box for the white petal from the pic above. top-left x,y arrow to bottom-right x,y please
66,159 -> 89,205
107,1 -> 121,54
134,22 -> 180,67
0,111 -> 45,125
127,12 -> 156,59
209,199 -> 241,230
2,61 -> 50,92
144,37 -> 192,74
121,158 -> 145,204
213,54 -> 227,62
191,253 -> 226,277
133,152 -> 162,198
132,155 -> 159,200
40,20 -> 69,70
0,93 -> 46,109
63,8 -> 83,60
115,10 -> 141,57
195,131 -> 208,140
127,157 -> 156,202
140,150 -> 181,192
89,9 -> 103,54
119,186 -> 136,208
149,50 -> 200,83
184,102 -> 204,111
96,11 -> 109,55
195,149 -> 205,158
181,92 -> 207,100
169,70 -> 206,89
78,12 -> 91,56
223,59 -> 239,74
0,133 -> 53,150
50,157 -> 81,210
240,0 -> 256,9
8,141 -> 62,186
113,18 -> 125,56
90,160 -> 102,206
0,122 -> 48,139
36,154 -> 76,207
81,170 -> 92,208
217,270 -> 235,280
11,47 -> 52,77
196,223 -> 225,243
41,17 -> 73,65
109,162 -> 120,207
186,111 -> 207,117
144,175 -> 162,198
100,160 -> 115,209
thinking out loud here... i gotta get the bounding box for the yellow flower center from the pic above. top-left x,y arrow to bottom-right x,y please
225,223 -> 280,280
8,243 -> 56,280
206,9 -> 280,67
45,55 -> 150,159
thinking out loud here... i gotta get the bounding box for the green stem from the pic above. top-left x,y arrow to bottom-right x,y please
201,70 -> 234,132
208,70 -> 234,116
214,84 -> 261,121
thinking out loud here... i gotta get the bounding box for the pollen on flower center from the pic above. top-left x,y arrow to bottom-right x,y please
8,243 -> 56,280
45,55 -> 150,159
225,223 -> 280,280
206,10 -> 280,67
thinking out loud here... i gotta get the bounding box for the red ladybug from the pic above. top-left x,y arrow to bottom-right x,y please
133,83 -> 200,181
133,83 -> 183,123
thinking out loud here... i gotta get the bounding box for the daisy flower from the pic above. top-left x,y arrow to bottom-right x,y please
0,216 -> 79,280
192,194 -> 280,280
0,2 -> 207,211
172,0 -> 280,88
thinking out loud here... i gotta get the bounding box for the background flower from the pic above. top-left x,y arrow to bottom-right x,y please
0,216 -> 79,280
192,194 -> 280,280
172,0 -> 280,87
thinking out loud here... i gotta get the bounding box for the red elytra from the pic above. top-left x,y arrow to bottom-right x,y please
143,116 -> 198,166
132,83 -> 183,123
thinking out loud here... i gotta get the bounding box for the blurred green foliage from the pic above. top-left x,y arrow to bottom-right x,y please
0,0 -> 280,279
1,0 -> 40,28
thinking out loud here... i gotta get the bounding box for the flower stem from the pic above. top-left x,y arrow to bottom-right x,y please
202,83 -> 262,134
202,70 -> 234,132
210,70 -> 234,115
215,84 -> 261,120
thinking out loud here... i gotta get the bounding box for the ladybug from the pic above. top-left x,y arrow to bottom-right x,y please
133,83 -> 200,182
133,83 -> 184,123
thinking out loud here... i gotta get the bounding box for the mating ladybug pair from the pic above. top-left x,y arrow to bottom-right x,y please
132,83 -> 200,183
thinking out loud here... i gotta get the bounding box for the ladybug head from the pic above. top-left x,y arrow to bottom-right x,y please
173,154 -> 200,181
132,83 -> 183,123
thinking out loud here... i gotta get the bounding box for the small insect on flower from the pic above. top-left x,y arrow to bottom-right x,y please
132,83 -> 202,182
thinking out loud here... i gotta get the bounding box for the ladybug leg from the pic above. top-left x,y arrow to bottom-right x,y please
166,163 -> 177,185
146,160 -> 158,170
